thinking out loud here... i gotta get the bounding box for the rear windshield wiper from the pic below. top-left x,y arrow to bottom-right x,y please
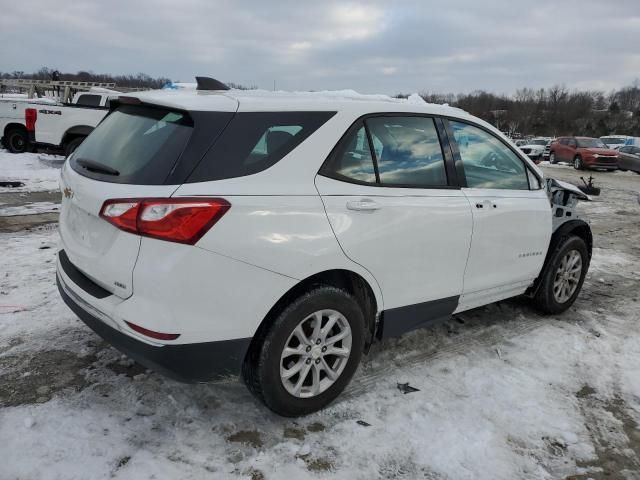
76,158 -> 120,176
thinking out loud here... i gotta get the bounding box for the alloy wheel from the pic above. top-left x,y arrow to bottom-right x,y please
553,250 -> 582,303
280,309 -> 352,398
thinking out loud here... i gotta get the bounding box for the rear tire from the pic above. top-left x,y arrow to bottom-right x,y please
64,137 -> 85,157
5,128 -> 29,154
573,156 -> 584,170
243,286 -> 365,416
533,235 -> 589,314
549,152 -> 557,164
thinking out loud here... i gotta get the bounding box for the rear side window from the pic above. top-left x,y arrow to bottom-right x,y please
71,105 -> 193,184
366,116 -> 447,187
76,94 -> 102,107
188,112 -> 336,182
450,120 -> 529,190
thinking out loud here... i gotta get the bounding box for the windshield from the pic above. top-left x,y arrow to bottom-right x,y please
71,105 -> 193,184
601,137 -> 625,145
530,139 -> 549,146
577,138 -> 607,149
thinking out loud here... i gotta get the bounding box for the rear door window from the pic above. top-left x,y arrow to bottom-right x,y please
71,105 -> 194,184
320,123 -> 377,184
188,112 -> 335,182
366,116 -> 448,187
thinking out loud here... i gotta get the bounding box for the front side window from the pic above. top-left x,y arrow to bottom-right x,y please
450,120 -> 529,190
366,116 -> 448,187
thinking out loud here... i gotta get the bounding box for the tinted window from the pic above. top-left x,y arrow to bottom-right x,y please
450,121 -> 529,190
366,116 -> 447,187
559,138 -> 569,145
189,112 -> 335,181
321,123 -> 376,183
71,105 -> 193,184
619,146 -> 630,153
76,94 -> 102,107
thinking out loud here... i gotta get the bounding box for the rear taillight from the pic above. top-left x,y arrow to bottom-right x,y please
25,108 -> 37,132
99,198 -> 230,244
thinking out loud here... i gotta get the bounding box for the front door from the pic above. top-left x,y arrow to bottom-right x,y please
316,116 -> 473,336
446,119 -> 552,312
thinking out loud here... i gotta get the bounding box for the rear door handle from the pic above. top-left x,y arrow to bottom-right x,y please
346,199 -> 381,211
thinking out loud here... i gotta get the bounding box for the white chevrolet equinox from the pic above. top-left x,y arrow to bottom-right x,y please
57,78 -> 593,416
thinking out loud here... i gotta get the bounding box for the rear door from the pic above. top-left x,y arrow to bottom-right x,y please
446,119 -> 551,311
316,115 -> 473,336
59,102 -> 235,298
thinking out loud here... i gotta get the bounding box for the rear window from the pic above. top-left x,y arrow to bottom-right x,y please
71,105 -> 194,184
187,111 -> 336,182
76,94 -> 102,107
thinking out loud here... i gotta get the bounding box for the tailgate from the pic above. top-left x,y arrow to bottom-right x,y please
59,162 -> 176,299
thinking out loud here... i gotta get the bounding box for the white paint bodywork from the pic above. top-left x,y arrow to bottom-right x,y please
58,89 -> 553,346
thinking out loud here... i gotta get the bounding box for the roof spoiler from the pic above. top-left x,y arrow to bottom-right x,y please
195,76 -> 230,91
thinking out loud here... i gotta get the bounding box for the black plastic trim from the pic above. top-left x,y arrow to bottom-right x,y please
58,249 -> 111,299
379,295 -> 459,338
57,275 -> 251,382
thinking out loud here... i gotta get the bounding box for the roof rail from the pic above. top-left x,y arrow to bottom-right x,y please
195,76 -> 230,91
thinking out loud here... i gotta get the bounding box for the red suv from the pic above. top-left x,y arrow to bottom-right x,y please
549,137 -> 618,170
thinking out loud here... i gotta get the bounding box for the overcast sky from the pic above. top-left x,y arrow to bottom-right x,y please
2,0 -> 639,95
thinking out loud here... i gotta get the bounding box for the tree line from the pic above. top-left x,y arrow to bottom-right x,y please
3,68 -> 639,137
0,67 -> 172,90
406,81 -> 640,138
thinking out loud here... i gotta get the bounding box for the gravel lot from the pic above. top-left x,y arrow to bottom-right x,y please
1,152 -> 639,479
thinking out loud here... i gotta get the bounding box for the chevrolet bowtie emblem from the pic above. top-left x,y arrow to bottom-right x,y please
63,187 -> 74,199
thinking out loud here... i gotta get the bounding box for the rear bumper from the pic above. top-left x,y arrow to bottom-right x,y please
56,265 -> 251,383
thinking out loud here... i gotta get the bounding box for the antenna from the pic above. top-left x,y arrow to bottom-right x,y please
195,76 -> 230,91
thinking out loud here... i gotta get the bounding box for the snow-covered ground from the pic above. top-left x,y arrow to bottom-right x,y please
0,150 -> 63,193
1,151 -> 639,479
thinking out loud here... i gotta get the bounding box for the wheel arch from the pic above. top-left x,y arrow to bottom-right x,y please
245,268 -> 380,365
528,219 -> 592,296
3,122 -> 27,138
61,125 -> 93,146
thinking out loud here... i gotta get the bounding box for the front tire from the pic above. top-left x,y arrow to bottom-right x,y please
243,286 -> 365,416
5,128 -> 30,154
549,152 -> 557,164
573,156 -> 584,170
533,235 -> 589,314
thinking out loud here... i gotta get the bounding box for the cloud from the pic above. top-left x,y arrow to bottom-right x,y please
1,0 -> 639,94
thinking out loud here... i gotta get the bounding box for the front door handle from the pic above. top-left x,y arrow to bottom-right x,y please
346,199 -> 381,211
475,200 -> 497,209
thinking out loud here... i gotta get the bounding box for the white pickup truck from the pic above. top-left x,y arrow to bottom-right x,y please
0,91 -> 116,155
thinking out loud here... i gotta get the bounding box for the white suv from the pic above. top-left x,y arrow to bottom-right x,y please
56,79 -> 593,416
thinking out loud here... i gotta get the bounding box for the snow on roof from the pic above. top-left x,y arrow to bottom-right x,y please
122,87 -> 468,116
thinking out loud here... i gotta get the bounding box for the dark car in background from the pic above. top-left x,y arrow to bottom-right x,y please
549,137 -> 618,171
617,145 -> 640,173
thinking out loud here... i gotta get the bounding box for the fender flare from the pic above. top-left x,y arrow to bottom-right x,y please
528,219 -> 593,296
62,125 -> 94,144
